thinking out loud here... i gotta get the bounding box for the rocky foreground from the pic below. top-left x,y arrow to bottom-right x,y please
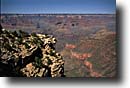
0,27 -> 65,77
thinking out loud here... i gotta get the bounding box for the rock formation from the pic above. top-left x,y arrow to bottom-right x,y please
0,27 -> 65,77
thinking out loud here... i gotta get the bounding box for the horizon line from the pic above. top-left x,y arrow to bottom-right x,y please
1,13 -> 116,15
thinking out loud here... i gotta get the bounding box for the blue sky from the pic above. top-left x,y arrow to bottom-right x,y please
1,0 -> 116,14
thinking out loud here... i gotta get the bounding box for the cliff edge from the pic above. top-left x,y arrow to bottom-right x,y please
0,26 -> 65,77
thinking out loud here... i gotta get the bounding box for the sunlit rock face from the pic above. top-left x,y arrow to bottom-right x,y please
0,27 -> 65,77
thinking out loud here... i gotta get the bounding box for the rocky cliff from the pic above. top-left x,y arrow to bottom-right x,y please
0,26 -> 65,77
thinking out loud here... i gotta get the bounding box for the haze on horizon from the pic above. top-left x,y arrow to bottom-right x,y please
1,0 -> 116,14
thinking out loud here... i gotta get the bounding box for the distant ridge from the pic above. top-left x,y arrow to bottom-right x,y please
1,13 -> 116,15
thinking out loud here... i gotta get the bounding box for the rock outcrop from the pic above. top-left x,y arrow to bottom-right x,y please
0,27 -> 65,77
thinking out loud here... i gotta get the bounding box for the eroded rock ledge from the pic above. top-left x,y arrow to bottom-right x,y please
0,27 -> 65,77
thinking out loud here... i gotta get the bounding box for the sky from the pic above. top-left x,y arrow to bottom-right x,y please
1,0 -> 116,14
